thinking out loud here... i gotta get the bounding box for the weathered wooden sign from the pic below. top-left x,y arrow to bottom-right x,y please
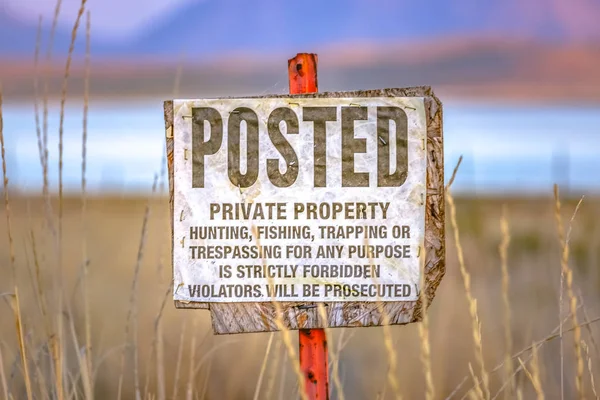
165,87 -> 444,334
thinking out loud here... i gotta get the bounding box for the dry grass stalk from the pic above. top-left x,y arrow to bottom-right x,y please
268,296 -> 306,400
517,355 -> 543,399
154,295 -> 167,399
193,338 -> 241,399
519,316 -> 600,361
446,156 -> 490,400
468,363 -> 484,400
149,55 -> 184,400
579,295 -> 600,360
48,330 -> 64,400
40,1 -> 63,253
187,324 -> 232,400
56,305 -> 67,400
0,117 -> 33,393
29,231 -> 51,335
453,302 -> 585,400
0,344 -> 8,400
418,253 -> 434,400
317,303 -> 344,400
173,55 -> 185,98
278,354 -> 288,400
559,241 -> 565,397
153,181 -> 169,400
143,341 -> 155,400
364,237 -> 401,400
10,289 -> 34,400
1,117 -> 45,391
26,227 -> 63,400
251,226 -> 307,400
153,284 -> 170,400
253,332 -> 275,400
30,341 -> 49,400
57,0 -> 88,279
81,9 -> 93,383
199,357 -> 213,400
33,16 -> 46,181
489,316 -> 600,399
265,338 -> 283,400
42,0 -> 62,216
91,343 -> 128,395
22,230 -> 56,400
171,320 -> 187,400
337,329 -> 355,354
381,309 -> 401,397
185,319 -> 199,400
66,371 -> 78,400
553,185 -> 584,399
467,390 -> 480,400
498,205 -> 514,398
530,344 -> 544,399
27,228 -> 65,400
21,243 -> 46,394
0,87 -> 16,284
448,191 -> 489,399
66,312 -> 93,400
516,388 -> 523,400
377,304 -> 401,400
52,4 -> 86,396
446,155 -> 463,190
582,341 -> 599,400
117,174 -> 158,400
418,298 -> 434,400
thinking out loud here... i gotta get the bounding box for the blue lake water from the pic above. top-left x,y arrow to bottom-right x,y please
2,101 -> 599,195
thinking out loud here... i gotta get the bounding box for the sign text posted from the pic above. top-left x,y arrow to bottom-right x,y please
173,97 -> 427,303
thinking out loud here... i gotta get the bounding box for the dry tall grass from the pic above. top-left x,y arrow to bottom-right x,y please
0,194 -> 598,398
447,176 -> 490,400
1,6 -> 600,400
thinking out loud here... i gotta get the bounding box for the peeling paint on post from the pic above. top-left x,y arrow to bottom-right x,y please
299,328 -> 329,399
289,53 -> 318,94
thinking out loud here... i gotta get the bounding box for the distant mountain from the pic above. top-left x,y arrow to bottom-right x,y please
2,0 -> 600,57
125,0 -> 530,57
92,0 -> 600,57
0,9 -> 112,56
3,38 -> 600,103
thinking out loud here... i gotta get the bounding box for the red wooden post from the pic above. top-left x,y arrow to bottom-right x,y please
299,329 -> 329,399
288,53 -> 329,400
288,53 -> 318,94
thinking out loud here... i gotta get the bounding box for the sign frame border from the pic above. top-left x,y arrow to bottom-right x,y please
164,86 -> 444,334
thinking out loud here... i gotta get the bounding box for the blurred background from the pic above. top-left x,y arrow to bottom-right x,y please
1,0 -> 600,195
1,1 -> 599,399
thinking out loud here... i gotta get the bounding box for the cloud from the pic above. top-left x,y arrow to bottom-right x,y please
2,0 -> 200,40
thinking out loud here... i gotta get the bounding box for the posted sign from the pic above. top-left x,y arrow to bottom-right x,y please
165,87 -> 444,333
171,96 -> 427,303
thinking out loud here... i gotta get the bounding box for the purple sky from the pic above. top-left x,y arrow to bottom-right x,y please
3,0 -> 600,60
2,0 -> 197,39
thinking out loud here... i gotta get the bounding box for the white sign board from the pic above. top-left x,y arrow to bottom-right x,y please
172,97 -> 427,303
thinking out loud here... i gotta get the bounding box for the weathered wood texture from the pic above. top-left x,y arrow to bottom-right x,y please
164,85 -> 444,334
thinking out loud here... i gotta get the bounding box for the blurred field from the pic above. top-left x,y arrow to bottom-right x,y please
0,193 -> 598,399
